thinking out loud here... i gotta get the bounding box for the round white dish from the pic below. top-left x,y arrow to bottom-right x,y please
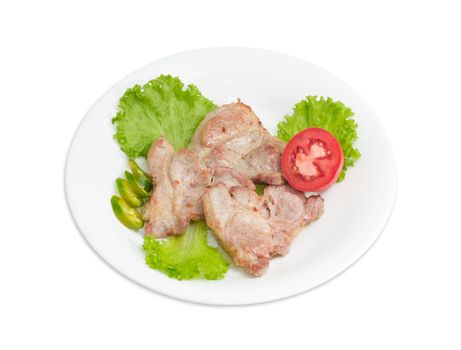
65,47 -> 396,305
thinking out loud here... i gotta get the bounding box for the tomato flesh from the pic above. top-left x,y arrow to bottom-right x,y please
281,128 -> 344,192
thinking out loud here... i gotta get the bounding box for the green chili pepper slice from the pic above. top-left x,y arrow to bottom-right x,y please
125,171 -> 151,198
111,195 -> 144,229
116,178 -> 143,207
128,159 -> 153,192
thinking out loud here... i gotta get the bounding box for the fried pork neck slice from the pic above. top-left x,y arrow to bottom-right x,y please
189,100 -> 286,185
202,184 -> 324,276
143,137 -> 254,238
144,100 -> 286,238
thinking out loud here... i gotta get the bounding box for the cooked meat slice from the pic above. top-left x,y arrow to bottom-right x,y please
144,137 -> 177,237
202,184 -> 273,276
211,166 -> 256,191
234,137 -> 286,185
145,138 -> 255,238
145,137 -> 211,237
170,149 -> 212,230
229,186 -> 270,219
189,100 -> 286,185
264,186 -> 324,256
202,184 -> 324,276
190,101 -> 257,151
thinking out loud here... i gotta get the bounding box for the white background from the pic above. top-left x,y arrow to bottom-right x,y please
1,0 -> 460,349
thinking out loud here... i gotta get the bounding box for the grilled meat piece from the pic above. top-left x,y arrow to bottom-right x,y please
189,101 -> 286,185
264,185 -> 325,256
144,137 -> 255,238
202,184 -> 324,276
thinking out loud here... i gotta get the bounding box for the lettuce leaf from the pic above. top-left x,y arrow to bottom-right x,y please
112,75 -> 216,157
255,184 -> 266,196
277,96 -> 361,182
143,221 -> 230,280
113,75 -> 226,280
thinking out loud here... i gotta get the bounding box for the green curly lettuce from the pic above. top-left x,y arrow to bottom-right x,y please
143,221 -> 230,280
255,184 -> 266,196
112,75 -> 216,157
277,96 -> 361,182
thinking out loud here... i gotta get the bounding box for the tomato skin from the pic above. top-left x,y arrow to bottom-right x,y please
281,128 -> 344,192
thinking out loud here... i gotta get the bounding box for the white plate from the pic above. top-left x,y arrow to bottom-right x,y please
65,47 -> 396,305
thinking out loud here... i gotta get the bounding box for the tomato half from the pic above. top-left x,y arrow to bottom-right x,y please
281,128 -> 344,192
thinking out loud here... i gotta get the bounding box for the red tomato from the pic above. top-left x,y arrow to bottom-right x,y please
281,128 -> 344,192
